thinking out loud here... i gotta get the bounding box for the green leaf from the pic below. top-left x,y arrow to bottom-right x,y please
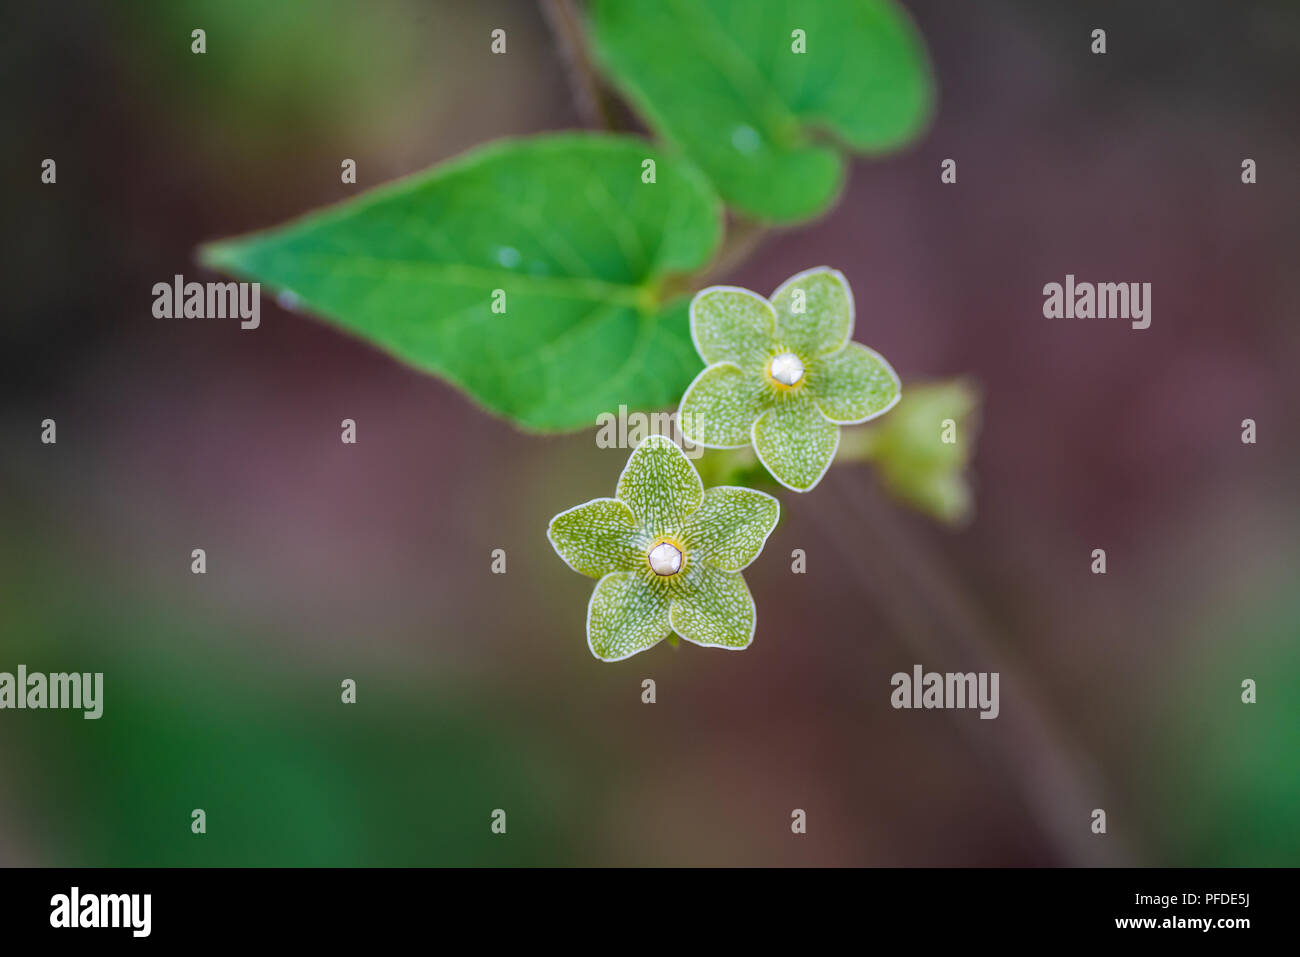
200,134 -> 723,431
590,0 -> 933,222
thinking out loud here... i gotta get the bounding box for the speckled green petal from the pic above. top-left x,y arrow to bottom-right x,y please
811,341 -> 901,423
752,397 -> 840,491
670,565 -> 755,650
587,571 -> 673,661
615,434 -> 703,533
769,267 -> 854,356
679,362 -> 766,448
547,497 -> 641,578
689,286 -> 777,366
681,486 -> 780,572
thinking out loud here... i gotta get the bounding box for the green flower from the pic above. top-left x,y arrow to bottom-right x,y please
547,435 -> 779,661
679,267 -> 901,491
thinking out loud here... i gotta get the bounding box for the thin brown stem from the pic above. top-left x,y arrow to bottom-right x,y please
657,215 -> 772,302
542,0 -> 623,131
700,214 -> 770,284
807,472 -> 1135,866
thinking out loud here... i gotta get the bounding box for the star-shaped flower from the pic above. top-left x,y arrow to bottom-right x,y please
547,435 -> 780,661
679,267 -> 901,491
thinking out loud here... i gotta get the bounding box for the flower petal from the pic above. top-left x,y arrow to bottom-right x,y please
587,571 -> 673,661
679,362 -> 766,449
689,285 -> 777,366
769,267 -> 854,356
681,486 -> 780,572
615,434 -> 703,533
810,341 -> 901,423
547,497 -> 641,578
751,397 -> 840,491
670,565 -> 755,650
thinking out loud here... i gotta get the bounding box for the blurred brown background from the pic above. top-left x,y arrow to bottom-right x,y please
1,0 -> 1297,865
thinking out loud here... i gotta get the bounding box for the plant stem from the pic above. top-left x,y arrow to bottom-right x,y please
808,472 -> 1135,866
692,445 -> 759,487
541,0 -> 623,131
832,424 -> 878,462
657,215 -> 773,303
701,214 -> 770,284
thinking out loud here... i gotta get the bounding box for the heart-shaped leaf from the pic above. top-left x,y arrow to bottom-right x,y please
590,0 -> 933,222
201,134 -> 723,431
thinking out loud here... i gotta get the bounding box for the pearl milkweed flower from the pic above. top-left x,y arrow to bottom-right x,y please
547,435 -> 780,661
679,267 -> 901,491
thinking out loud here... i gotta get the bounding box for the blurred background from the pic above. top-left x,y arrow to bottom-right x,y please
1,0 -> 1297,866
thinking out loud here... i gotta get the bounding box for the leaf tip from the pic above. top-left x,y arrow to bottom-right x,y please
195,239 -> 239,274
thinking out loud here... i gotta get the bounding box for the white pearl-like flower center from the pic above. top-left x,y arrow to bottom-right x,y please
768,352 -> 805,387
647,542 -> 683,576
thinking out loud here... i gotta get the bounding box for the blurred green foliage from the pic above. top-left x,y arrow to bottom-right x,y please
0,518 -> 580,866
118,0 -> 432,156
1148,588 -> 1300,866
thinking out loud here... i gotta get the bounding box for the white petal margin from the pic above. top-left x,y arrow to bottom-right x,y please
546,497 -> 642,578
669,565 -> 756,651
811,341 -> 902,424
587,571 -> 673,661
751,398 -> 841,492
688,285 -> 778,366
678,362 -> 763,449
768,266 -> 854,357
680,486 -> 780,572
615,434 -> 704,534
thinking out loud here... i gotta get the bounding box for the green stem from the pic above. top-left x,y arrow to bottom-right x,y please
691,445 -> 759,488
833,424 -> 879,463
